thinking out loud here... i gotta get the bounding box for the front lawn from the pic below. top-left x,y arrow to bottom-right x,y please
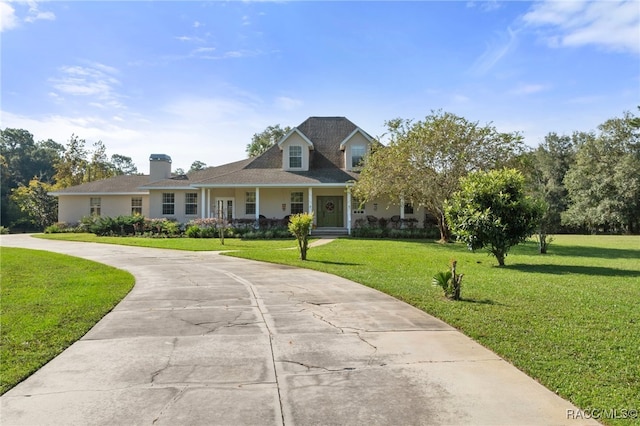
35,232 -> 302,251
11,233 -> 640,425
226,235 -> 640,425
0,247 -> 135,394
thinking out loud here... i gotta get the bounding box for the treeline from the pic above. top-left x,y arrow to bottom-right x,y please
0,129 -> 139,230
523,110 -> 640,235
2,109 -> 639,234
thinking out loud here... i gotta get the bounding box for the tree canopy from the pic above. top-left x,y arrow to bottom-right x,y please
562,112 -> 640,233
353,111 -> 525,242
246,124 -> 291,158
1,129 -> 139,230
445,168 -> 543,266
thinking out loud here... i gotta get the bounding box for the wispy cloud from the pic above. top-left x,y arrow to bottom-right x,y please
0,2 -> 19,32
1,0 -> 55,31
274,96 -> 302,111
522,0 -> 640,54
24,0 -> 55,23
466,1 -> 502,13
49,62 -> 124,109
470,27 -> 519,75
508,83 -> 548,96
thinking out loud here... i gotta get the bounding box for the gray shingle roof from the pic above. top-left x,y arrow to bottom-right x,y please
51,117 -> 368,194
49,175 -> 151,195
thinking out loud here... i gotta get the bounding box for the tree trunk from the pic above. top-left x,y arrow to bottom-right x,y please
496,252 -> 505,266
437,213 -> 449,243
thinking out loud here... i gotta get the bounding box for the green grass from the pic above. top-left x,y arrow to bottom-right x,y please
226,235 -> 640,425
10,233 -> 640,424
0,247 -> 135,394
35,233 -> 302,251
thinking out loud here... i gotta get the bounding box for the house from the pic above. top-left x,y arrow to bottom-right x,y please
50,117 -> 424,234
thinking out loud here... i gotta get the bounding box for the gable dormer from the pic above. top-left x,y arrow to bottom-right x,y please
278,128 -> 314,171
339,128 -> 374,171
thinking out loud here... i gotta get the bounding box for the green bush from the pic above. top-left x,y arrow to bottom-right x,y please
0,226 -> 10,235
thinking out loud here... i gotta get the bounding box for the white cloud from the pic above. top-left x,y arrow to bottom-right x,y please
0,1 -> 19,31
508,83 -> 548,96
470,27 -> 519,75
49,62 -> 124,109
1,0 -> 55,31
522,0 -> 640,54
274,96 -> 303,111
466,1 -> 502,13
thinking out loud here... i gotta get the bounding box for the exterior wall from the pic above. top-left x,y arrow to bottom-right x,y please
280,133 -> 310,171
342,132 -> 371,171
149,189 -> 200,223
57,196 -> 91,224
57,195 -> 149,224
232,188 -> 315,220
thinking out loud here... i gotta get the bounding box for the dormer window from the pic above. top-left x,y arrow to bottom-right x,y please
289,145 -> 302,168
351,145 -> 366,168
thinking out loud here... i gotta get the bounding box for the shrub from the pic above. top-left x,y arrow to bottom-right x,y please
0,226 -> 10,235
288,212 -> 314,260
431,260 -> 463,300
44,224 -> 61,234
185,225 -> 202,238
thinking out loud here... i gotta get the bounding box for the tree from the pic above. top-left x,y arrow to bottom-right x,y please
1,129 -> 63,227
520,132 -> 581,252
353,111 -> 525,242
562,112 -> 640,234
54,134 -> 88,188
189,160 -> 207,172
445,168 -> 543,266
246,124 -> 291,158
110,154 -> 138,175
87,140 -> 115,182
288,212 -> 314,260
10,178 -> 58,230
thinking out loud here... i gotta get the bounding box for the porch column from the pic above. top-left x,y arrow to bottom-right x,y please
207,189 -> 211,217
308,187 -> 313,214
400,196 -> 405,220
201,188 -> 206,218
255,187 -> 260,222
347,187 -> 352,234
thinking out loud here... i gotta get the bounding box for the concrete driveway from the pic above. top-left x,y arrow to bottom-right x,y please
1,234 -> 597,425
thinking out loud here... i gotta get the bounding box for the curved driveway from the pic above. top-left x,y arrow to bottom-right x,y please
1,234 -> 596,425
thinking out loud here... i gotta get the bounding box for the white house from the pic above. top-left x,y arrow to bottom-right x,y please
50,117 -> 425,234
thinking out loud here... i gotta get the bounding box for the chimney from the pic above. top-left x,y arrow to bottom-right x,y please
149,154 -> 172,181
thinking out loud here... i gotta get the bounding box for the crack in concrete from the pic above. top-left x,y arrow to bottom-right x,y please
280,360 -> 357,373
151,385 -> 187,425
150,338 -> 178,386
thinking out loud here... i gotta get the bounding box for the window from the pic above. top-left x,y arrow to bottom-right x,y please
404,202 -> 414,214
162,193 -> 175,215
90,197 -> 101,216
291,192 -> 304,214
245,191 -> 256,215
289,145 -> 302,168
131,197 -> 142,215
185,193 -> 197,215
351,145 -> 366,168
352,197 -> 365,214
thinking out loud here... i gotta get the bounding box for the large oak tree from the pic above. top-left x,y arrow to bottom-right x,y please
353,111 -> 524,242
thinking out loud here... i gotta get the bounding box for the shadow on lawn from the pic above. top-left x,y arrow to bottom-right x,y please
459,298 -> 505,306
547,244 -> 640,259
307,259 -> 361,266
505,263 -> 640,277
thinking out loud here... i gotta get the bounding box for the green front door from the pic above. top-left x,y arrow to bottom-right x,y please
317,196 -> 343,227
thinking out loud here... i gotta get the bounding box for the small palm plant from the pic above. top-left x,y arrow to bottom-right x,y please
432,260 -> 463,300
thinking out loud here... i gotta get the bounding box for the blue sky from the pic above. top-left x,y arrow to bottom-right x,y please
2,1 -> 639,173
